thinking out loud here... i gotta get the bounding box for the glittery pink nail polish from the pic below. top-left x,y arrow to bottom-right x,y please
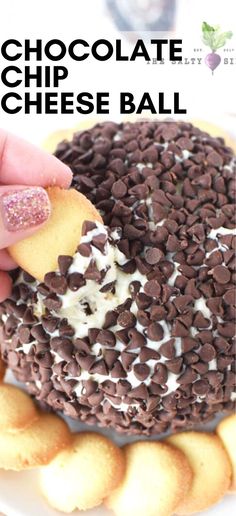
0,187 -> 51,232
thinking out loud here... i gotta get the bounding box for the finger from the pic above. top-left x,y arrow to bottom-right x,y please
0,185 -> 51,248
0,249 -> 17,270
0,271 -> 12,302
0,129 -> 72,188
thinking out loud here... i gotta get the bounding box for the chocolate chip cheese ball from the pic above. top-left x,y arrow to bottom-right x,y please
0,120 -> 236,435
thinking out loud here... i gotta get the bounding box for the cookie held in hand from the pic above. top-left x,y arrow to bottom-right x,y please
217,414 -> 236,492
167,431 -> 232,514
0,383 -> 39,432
9,187 -> 102,281
105,440 -> 193,516
39,432 -> 125,513
0,412 -> 71,471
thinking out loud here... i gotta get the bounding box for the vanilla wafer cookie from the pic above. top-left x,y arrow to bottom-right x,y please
167,431 -> 232,514
217,414 -> 236,492
40,432 -> 125,512
9,187 -> 102,281
105,440 -> 193,516
0,412 -> 71,470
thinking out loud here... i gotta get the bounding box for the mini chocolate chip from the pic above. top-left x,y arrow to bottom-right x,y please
146,322 -> 164,341
30,325 -> 49,343
176,137 -> 194,151
103,349 -> 120,369
173,295 -> 193,313
63,361 -> 80,377
116,328 -> 129,344
194,312 -> 211,329
100,380 -> 116,395
145,279 -> 162,300
97,329 -> 116,347
212,265 -> 231,284
150,305 -> 167,322
145,248 -> 164,265
59,320 -> 75,337
139,347 -> 160,362
112,179 -> 127,199
223,289 -> 235,305
103,310 -> 118,329
127,328 -> 146,349
152,363 -> 168,384
88,391 -> 104,406
111,360 -> 127,378
76,353 -> 95,371
120,351 -> 137,371
177,367 -> 198,384
128,383 -> 149,400
207,151 -> 223,167
217,322 -> 235,338
117,311 -> 136,328
84,260 -> 101,282
172,320 -> 189,337
206,297 -> 223,316
42,316 -> 59,333
82,379 -> 98,396
165,357 -> 183,374
181,337 -> 198,353
18,325 -> 31,344
92,233 -> 107,253
192,379 -> 209,396
205,250 -> 223,268
217,355 -> 233,370
136,293 -> 152,309
74,338 -> 91,354
116,379 -> 131,396
43,294 -> 62,311
35,350 -> 53,368
23,307 -> 38,324
49,275 -> 67,295
199,343 -> 216,362
159,338 -> 176,359
82,221 -> 97,235
133,363 -> 150,381
88,328 -> 99,344
68,273 -> 86,291
77,243 -> 92,257
89,359 -> 108,376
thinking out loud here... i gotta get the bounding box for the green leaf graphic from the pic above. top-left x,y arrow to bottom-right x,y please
202,21 -> 233,51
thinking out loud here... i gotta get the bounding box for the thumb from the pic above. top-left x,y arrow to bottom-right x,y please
0,185 -> 51,249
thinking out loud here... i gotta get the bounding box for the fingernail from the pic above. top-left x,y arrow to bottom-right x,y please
0,187 -> 51,232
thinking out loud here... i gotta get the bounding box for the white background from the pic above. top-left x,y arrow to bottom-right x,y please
0,1 -> 235,515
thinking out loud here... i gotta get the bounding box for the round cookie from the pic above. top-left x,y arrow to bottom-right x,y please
166,431 -> 232,514
217,414 -> 236,492
39,432 -> 125,512
0,383 -> 38,432
0,412 -> 71,470
1,120 -> 235,436
0,355 -> 6,381
9,187 -> 102,281
105,440 -> 193,516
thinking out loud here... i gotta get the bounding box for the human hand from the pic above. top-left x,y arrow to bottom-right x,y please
0,129 -> 72,301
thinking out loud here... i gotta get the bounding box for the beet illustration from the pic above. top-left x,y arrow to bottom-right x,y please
204,52 -> 221,74
202,21 -> 232,74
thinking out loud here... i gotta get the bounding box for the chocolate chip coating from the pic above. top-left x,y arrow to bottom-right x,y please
0,120 -> 235,436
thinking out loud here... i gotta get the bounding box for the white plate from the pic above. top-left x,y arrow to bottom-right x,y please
0,371 -> 235,516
